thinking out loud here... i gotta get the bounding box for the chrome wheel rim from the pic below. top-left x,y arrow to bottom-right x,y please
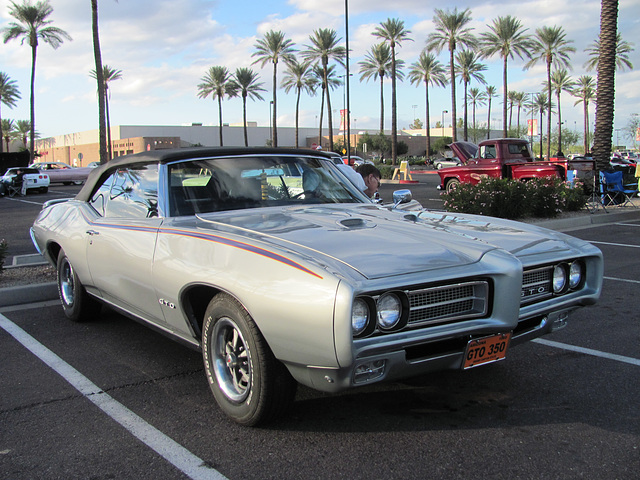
212,317 -> 251,403
60,259 -> 75,307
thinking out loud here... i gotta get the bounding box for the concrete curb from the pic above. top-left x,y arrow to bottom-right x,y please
0,281 -> 58,307
1,208 -> 639,308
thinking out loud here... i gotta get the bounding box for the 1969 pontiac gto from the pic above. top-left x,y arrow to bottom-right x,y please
31,147 -> 603,425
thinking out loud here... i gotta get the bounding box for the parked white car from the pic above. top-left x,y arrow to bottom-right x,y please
29,161 -> 92,185
1,167 -> 50,195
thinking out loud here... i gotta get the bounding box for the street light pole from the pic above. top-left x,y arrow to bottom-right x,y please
442,110 -> 448,137
345,0 -> 351,160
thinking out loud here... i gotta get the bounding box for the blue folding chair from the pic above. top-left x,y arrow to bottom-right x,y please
599,170 -> 638,207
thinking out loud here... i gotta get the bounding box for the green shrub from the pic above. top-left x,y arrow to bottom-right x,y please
0,239 -> 8,272
377,165 -> 396,179
442,177 -> 588,220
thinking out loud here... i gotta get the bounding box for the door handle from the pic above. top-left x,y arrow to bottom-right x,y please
86,230 -> 100,236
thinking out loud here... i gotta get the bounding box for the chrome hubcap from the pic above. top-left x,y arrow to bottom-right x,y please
60,260 -> 75,307
212,317 -> 251,403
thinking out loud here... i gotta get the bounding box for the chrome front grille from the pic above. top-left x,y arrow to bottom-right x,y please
521,266 -> 553,305
407,281 -> 489,327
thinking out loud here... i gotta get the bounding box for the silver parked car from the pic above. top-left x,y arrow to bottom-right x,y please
29,161 -> 92,185
31,147 -> 603,426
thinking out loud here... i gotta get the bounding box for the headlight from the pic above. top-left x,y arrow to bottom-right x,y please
377,293 -> 402,330
552,264 -> 568,293
569,261 -> 583,289
352,298 -> 370,336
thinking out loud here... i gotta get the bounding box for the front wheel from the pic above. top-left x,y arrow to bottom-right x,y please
57,250 -> 101,322
445,178 -> 461,193
202,294 -> 297,426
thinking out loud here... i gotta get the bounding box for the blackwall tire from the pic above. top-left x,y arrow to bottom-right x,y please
202,294 -> 297,426
56,250 -> 101,322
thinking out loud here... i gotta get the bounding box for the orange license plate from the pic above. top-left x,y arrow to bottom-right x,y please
463,333 -> 511,369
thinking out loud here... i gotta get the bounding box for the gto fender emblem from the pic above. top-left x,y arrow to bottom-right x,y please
159,298 -> 176,309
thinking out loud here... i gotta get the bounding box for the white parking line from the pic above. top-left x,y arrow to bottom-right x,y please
0,314 -> 227,480
533,338 -> 640,367
604,276 -> 640,284
4,197 -> 44,206
589,240 -> 640,248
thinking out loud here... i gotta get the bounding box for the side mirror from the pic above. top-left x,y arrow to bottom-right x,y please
392,189 -> 412,206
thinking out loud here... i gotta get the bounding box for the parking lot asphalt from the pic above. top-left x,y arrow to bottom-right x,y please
2,181 -> 640,480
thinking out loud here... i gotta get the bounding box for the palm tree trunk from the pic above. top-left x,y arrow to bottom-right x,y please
105,92 -> 112,160
243,94 -> 248,147
391,46 -> 397,165
217,97 -> 223,146
463,81 -> 469,141
378,74 -> 384,133
91,0 -> 108,164
425,84 -> 431,158
502,59 -> 508,138
546,61 -> 552,160
583,102 -> 589,155
318,86 -> 325,148
29,45 -> 36,162
325,65 -> 334,152
539,110 -> 544,159
294,87 -> 301,149
272,61 -> 278,147
592,0 -> 618,171
556,92 -> 563,154
449,49 -> 457,142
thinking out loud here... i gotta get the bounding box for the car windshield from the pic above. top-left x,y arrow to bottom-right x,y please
167,154 -> 368,216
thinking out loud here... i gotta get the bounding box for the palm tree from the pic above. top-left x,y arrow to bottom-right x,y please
529,92 -> 553,159
467,87 -> 487,143
90,65 -> 122,160
1,119 -> 16,152
572,75 -> 596,155
525,26 -> 575,160
15,119 -> 31,148
454,49 -> 486,141
513,91 -> 527,136
485,85 -> 497,139
408,51 -> 447,158
549,69 -> 575,155
358,43 -> 394,134
0,72 -> 21,154
592,0 -> 619,171
281,59 -> 316,149
228,67 -> 266,147
301,28 -> 346,153
2,0 -> 72,161
252,30 -> 296,148
311,64 -> 342,150
479,15 -> 533,138
426,8 -> 476,143
373,18 -> 412,165
584,32 -> 634,72
197,66 -> 235,146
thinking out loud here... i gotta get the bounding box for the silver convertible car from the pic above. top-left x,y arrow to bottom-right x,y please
31,148 -> 603,426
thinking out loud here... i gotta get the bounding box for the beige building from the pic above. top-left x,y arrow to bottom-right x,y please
35,124 -> 462,166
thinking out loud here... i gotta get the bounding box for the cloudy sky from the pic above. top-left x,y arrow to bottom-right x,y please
1,0 -> 639,146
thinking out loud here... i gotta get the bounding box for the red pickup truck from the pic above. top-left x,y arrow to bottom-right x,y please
437,138 -> 566,193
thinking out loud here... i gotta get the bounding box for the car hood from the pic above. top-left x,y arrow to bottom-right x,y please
189,204 -> 498,279
184,204 -> 581,280
449,141 -> 478,162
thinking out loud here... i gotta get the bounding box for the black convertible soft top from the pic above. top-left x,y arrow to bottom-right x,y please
75,147 -> 332,202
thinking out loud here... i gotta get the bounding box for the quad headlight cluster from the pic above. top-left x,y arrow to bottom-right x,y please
352,291 -> 409,338
552,260 -> 585,294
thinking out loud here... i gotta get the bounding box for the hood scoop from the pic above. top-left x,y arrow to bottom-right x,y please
338,217 -> 375,230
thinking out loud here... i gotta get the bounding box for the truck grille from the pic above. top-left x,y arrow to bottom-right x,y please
407,281 -> 489,327
521,266 -> 553,305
